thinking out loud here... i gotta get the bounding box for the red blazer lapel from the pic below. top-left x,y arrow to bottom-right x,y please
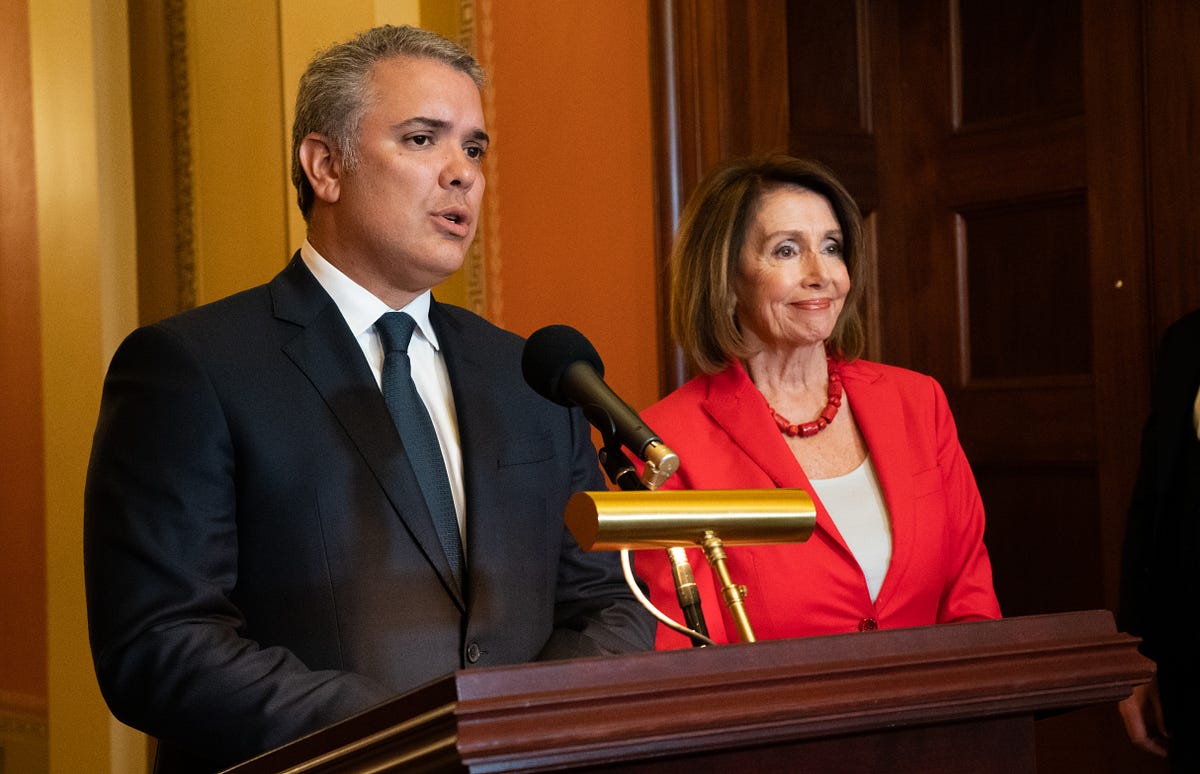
840,360 -> 917,609
699,362 -> 859,557
699,362 -> 811,489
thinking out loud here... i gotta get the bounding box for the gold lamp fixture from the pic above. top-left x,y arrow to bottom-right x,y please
565,489 -> 816,643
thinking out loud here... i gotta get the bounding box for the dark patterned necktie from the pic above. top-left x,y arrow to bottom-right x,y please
376,311 -> 464,585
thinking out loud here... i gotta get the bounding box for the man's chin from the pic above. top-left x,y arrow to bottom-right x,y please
422,254 -> 470,287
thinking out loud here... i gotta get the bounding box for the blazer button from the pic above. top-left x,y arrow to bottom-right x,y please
858,618 -> 878,631
466,642 -> 482,663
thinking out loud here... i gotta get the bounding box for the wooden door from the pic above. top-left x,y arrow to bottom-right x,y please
857,0 -> 1142,620
652,1 -> 1200,771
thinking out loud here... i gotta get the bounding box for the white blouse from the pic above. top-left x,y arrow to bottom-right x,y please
809,456 -> 893,602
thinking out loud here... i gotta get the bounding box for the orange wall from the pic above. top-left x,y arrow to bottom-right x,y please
486,1 -> 660,414
0,0 -> 47,706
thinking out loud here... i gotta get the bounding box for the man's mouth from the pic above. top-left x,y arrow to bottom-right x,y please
437,208 -> 470,227
434,208 -> 473,237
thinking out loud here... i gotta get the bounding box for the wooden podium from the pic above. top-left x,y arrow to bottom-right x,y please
225,610 -> 1151,773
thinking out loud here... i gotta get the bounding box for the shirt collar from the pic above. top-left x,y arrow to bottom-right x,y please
300,239 -> 440,350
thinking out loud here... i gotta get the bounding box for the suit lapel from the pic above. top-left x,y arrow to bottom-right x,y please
431,302 -> 509,611
700,363 -> 811,489
700,363 -> 857,556
840,362 -> 917,609
271,256 -> 465,609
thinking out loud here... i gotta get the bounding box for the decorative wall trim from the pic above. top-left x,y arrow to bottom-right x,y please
166,0 -> 196,311
469,0 -> 499,321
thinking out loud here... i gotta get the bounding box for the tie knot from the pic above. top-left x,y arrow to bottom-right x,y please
376,311 -> 418,353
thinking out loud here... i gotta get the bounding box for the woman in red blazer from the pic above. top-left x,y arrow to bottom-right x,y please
640,156 -> 1000,648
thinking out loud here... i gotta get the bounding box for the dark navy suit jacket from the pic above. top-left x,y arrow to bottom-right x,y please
84,255 -> 654,771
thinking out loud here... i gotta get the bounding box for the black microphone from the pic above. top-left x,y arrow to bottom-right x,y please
522,325 -> 679,489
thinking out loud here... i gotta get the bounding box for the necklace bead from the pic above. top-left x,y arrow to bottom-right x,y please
767,359 -> 843,438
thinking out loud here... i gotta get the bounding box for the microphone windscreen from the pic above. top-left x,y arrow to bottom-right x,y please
521,325 -> 605,407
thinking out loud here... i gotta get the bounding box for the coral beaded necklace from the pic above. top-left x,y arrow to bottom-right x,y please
766,358 -> 843,438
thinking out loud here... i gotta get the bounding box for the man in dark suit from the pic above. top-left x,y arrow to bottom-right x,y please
1119,307 -> 1200,772
84,25 -> 654,772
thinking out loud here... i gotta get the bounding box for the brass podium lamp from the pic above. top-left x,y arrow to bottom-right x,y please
565,489 -> 816,644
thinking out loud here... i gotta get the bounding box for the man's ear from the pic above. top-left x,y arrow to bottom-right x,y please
298,133 -> 342,205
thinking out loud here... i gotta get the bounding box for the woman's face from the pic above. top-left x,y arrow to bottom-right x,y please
733,185 -> 849,353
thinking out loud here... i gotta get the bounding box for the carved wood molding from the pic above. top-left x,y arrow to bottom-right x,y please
226,610 -> 1151,772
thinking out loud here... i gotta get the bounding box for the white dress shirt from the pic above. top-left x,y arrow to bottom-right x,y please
300,241 -> 467,551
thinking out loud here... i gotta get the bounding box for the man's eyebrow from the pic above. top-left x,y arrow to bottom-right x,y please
394,116 -> 449,131
394,117 -> 490,145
